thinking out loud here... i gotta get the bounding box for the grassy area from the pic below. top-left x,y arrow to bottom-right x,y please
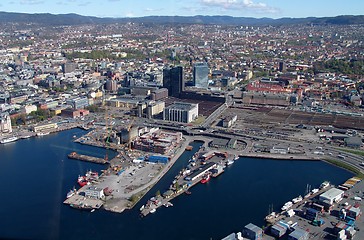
192,116 -> 206,125
336,147 -> 364,157
325,158 -> 364,179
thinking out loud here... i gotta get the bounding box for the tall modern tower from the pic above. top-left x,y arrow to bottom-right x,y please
163,66 -> 184,97
193,62 -> 209,89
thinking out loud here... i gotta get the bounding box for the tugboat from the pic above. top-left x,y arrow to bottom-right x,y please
200,174 -> 211,184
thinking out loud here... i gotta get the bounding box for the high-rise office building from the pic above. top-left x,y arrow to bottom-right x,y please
163,66 -> 184,97
193,62 -> 209,89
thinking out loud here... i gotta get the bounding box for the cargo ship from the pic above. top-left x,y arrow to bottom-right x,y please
0,136 -> 18,144
200,174 -> 211,184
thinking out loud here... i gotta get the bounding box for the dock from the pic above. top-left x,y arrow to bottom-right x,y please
63,194 -> 104,210
68,152 -> 108,164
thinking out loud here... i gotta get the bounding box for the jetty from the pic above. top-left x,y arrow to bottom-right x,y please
68,152 -> 108,164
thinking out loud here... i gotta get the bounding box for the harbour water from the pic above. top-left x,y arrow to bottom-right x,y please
0,129 -> 353,240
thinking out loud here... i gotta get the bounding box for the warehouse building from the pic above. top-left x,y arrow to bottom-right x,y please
319,188 -> 344,205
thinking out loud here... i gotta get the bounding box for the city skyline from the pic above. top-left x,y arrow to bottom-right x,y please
0,0 -> 363,19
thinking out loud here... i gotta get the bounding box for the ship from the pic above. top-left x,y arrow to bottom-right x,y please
200,174 -> 211,184
85,170 -> 99,180
292,195 -> 303,204
77,176 -> 89,187
36,132 -> 50,136
320,181 -> 330,189
234,155 -> 239,160
163,202 -> 173,208
150,208 -> 156,214
281,201 -> 293,211
66,187 -> 77,198
226,159 -> 234,166
185,145 -> 193,151
0,136 -> 18,144
70,203 -> 93,210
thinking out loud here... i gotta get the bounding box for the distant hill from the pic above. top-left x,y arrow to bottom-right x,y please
0,11 -> 363,26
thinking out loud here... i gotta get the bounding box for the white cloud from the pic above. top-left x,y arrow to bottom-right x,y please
201,0 -> 278,13
20,0 -> 44,4
145,8 -> 164,12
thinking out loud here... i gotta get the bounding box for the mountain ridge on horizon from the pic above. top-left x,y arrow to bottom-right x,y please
0,11 -> 363,26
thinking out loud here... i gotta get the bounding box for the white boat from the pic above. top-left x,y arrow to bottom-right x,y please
320,181 -> 330,189
150,208 -> 156,214
140,205 -> 145,211
292,196 -> 303,204
281,201 -> 293,211
234,155 -> 239,160
226,159 -> 234,166
37,132 -> 50,136
0,136 -> 19,144
163,202 -> 173,208
21,135 -> 31,139
91,209 -> 95,213
311,188 -> 319,194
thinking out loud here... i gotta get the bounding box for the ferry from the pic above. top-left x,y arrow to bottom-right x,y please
200,174 -> 211,184
0,136 -> 18,144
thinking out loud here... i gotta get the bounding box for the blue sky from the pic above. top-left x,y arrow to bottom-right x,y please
1,0 -> 363,18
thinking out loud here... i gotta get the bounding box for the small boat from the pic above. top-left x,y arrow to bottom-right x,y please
90,209 -> 95,213
163,202 -> 173,208
226,159 -> 234,166
185,191 -> 192,195
140,205 -> 145,211
234,155 -> 239,160
185,145 -> 193,151
200,174 -> 211,184
281,201 -> 293,211
66,187 -> 77,198
320,181 -> 330,189
311,188 -> 319,194
292,195 -> 303,204
150,208 -> 156,214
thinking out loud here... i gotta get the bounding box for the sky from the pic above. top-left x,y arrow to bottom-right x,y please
1,0 -> 363,19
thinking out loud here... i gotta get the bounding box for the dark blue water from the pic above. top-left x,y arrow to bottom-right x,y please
0,129 -> 353,240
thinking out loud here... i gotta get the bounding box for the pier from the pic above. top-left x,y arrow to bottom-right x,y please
68,152 -> 109,164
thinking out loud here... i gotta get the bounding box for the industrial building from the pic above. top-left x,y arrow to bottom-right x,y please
210,138 -> 237,149
242,92 -> 290,106
84,186 -> 105,199
133,129 -> 182,155
270,221 -> 289,238
319,188 -> 344,205
222,115 -> 237,128
163,102 -> 198,123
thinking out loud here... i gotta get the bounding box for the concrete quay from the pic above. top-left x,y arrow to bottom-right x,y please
68,152 -> 109,164
63,194 -> 104,210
